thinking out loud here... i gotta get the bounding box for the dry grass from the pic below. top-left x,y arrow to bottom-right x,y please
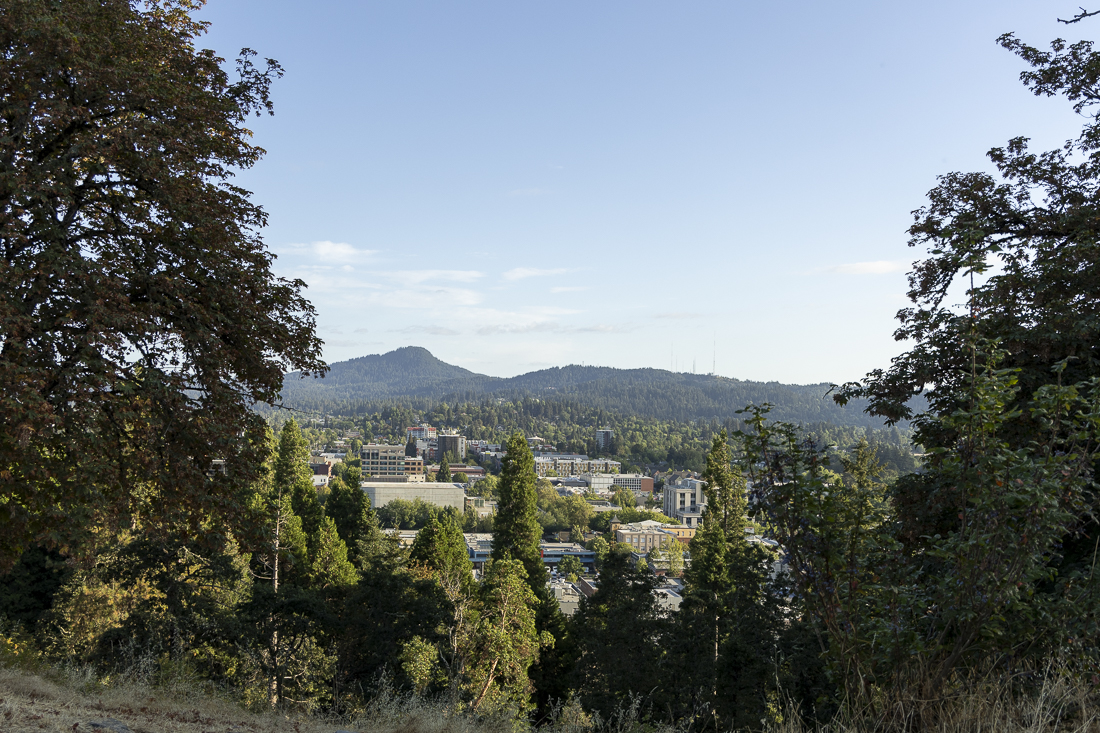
2,660 -> 1097,733
770,667 -> 1100,733
0,665 -> 344,733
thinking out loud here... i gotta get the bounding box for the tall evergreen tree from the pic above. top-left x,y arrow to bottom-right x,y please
492,433 -> 543,588
410,512 -> 473,584
674,431 -> 781,730
325,474 -> 372,556
275,420 -> 324,549
568,551 -> 667,719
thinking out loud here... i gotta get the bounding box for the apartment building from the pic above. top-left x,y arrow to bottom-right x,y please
438,434 -> 466,461
663,477 -> 707,528
532,453 -> 622,477
595,428 -> 614,452
406,424 -> 437,441
360,444 -> 409,478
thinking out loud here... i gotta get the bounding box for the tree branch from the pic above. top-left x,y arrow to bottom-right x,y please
1058,7 -> 1100,24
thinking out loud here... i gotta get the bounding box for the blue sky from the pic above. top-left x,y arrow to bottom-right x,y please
197,1 -> 1086,383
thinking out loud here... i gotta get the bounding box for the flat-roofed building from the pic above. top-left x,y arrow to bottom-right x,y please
362,481 -> 464,511
595,428 -> 614,452
532,453 -> 621,477
406,424 -> 438,441
361,444 -> 409,478
438,434 -> 466,461
612,474 -> 654,493
663,477 -> 707,528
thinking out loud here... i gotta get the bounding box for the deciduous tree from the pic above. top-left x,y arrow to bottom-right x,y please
0,0 -> 325,568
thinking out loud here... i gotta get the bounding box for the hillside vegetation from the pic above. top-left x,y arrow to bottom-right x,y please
278,347 -> 905,428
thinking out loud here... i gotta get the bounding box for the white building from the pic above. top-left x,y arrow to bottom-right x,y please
362,480 -> 464,511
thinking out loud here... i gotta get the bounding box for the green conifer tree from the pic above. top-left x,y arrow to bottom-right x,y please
275,420 -> 323,550
410,512 -> 473,583
325,474 -> 372,555
309,516 -> 357,590
492,433 -> 543,587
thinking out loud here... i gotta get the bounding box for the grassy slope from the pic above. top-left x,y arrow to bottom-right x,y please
0,666 -> 340,733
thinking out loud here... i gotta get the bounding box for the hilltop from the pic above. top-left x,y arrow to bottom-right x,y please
279,346 -> 900,428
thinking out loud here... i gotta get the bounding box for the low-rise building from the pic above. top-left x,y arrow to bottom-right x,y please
539,541 -> 596,571
464,533 -> 494,570
612,473 -> 654,493
465,495 -> 497,518
549,578 -> 583,616
533,453 -> 621,477
363,480 -> 464,510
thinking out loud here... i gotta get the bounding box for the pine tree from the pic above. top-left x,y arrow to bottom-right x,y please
410,512 -> 473,583
674,431 -> 783,729
568,551 -> 667,718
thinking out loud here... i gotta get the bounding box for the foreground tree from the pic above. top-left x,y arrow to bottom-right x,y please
0,0 -> 325,567
835,17 -> 1100,585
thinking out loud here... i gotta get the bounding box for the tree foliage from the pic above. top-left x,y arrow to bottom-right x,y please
0,0 -> 325,568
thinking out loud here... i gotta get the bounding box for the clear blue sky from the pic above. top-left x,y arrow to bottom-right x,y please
197,1 -> 1086,383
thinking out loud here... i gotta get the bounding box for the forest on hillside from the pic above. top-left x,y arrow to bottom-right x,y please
286,396 -> 921,477
275,347 -> 908,429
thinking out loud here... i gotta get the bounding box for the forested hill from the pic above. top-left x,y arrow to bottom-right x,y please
280,347 -> 901,428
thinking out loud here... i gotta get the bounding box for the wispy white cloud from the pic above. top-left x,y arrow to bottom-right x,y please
285,240 -> 377,263
824,260 -> 908,275
504,267 -> 569,281
551,286 -> 588,294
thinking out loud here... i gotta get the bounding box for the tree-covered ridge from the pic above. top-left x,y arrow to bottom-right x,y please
278,347 -> 912,428
288,395 -> 920,475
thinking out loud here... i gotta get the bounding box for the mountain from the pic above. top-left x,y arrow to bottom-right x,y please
281,346 -> 496,400
279,347 -> 901,429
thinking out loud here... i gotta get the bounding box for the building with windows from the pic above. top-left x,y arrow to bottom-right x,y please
613,519 -> 693,553
406,424 -> 437,441
595,428 -> 614,452
612,473 -> 653,493
663,477 -> 707,528
360,444 -> 409,478
532,453 -> 621,477
438,434 -> 466,461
